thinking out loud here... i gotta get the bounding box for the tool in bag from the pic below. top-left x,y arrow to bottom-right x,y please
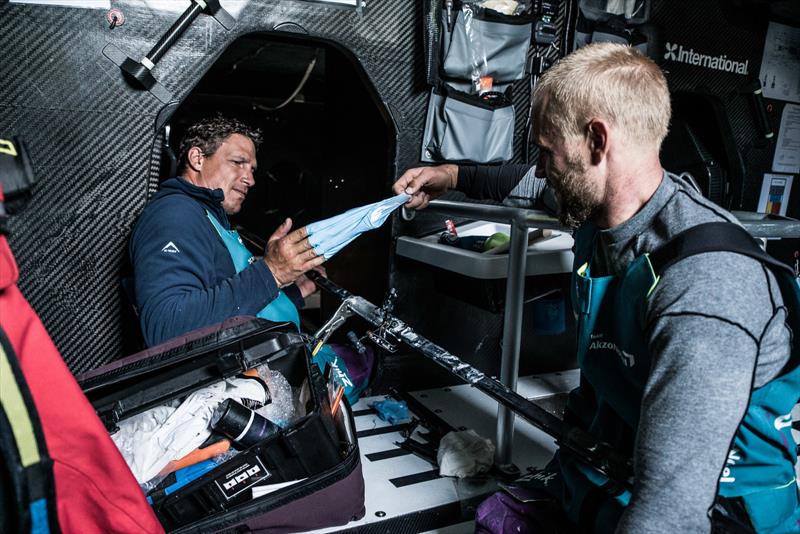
211,399 -> 281,448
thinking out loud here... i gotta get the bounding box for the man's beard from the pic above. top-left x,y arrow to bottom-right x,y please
550,152 -> 601,228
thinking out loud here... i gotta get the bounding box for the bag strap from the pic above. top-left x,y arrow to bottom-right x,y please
0,327 -> 61,533
649,222 -> 794,278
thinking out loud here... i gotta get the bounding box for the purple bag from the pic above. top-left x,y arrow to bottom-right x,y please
475,486 -> 568,534
237,459 -> 365,533
330,343 -> 374,386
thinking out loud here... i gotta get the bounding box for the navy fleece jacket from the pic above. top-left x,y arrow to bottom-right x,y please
129,177 -> 301,347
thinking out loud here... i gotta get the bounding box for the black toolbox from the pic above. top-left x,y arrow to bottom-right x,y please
77,316 -> 365,533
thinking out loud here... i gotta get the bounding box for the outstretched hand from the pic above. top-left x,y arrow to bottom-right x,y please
392,164 -> 458,210
264,218 -> 325,288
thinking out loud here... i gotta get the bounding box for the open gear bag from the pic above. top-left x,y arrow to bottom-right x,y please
78,316 -> 366,533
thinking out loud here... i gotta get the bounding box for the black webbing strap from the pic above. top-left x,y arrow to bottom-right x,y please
0,136 -> 36,235
577,478 -> 627,534
649,222 -> 794,278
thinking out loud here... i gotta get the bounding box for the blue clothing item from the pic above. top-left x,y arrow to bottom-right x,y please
306,194 -> 410,259
129,177 -> 302,347
548,225 -> 664,532
205,206 -> 374,408
205,210 -> 300,329
370,398 -> 409,425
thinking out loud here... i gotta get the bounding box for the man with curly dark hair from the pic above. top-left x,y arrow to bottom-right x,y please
130,115 -> 323,346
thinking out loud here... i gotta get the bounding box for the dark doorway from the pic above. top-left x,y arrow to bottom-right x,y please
165,32 -> 396,325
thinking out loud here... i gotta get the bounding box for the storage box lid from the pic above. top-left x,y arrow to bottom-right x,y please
77,316 -> 307,430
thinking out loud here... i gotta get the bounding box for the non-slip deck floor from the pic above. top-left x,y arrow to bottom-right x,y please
308,369 -> 580,533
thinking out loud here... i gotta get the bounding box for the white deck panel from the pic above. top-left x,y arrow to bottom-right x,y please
307,370 -> 580,533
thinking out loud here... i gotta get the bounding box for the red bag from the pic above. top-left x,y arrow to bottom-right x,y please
0,230 -> 163,534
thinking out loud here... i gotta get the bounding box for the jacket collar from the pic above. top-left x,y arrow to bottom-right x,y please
157,177 -> 230,229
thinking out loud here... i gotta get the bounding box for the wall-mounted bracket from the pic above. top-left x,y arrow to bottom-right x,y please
104,0 -> 235,103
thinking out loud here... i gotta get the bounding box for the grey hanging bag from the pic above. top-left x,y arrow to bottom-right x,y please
441,4 -> 533,84
421,84 -> 515,164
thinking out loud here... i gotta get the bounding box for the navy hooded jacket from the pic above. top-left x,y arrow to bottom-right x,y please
129,177 -> 301,347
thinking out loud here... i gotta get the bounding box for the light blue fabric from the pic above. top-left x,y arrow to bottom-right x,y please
306,194 -> 410,259
205,211 -> 300,329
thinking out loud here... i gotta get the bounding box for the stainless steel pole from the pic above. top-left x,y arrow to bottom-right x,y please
495,218 -> 529,468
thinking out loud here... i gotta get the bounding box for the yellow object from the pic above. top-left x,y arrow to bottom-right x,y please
0,343 -> 40,467
0,139 -> 18,156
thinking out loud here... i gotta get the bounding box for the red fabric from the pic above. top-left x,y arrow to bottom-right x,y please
0,235 -> 163,534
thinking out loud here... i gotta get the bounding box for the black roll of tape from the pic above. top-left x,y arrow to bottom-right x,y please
211,399 -> 278,448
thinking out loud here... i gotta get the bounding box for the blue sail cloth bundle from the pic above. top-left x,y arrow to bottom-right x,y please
306,193 -> 410,259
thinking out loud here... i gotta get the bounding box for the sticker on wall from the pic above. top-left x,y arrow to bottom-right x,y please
759,22 -> 800,103
661,41 -> 749,75
773,104 -> 800,175
757,173 -> 794,217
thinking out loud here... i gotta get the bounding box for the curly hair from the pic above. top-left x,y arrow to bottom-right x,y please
177,114 -> 263,170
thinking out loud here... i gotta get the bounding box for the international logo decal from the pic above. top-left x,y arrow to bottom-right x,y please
662,41 -> 749,75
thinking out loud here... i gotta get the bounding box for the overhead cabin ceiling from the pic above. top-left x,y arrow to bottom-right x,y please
191,36 -> 327,105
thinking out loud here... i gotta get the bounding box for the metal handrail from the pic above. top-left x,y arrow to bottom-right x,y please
425,200 -> 569,468
425,200 -> 568,231
730,211 -> 800,238
425,201 -> 800,238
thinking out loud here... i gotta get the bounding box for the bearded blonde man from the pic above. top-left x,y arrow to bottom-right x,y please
394,43 -> 799,533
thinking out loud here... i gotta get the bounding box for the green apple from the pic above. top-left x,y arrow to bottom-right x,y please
483,232 -> 510,251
